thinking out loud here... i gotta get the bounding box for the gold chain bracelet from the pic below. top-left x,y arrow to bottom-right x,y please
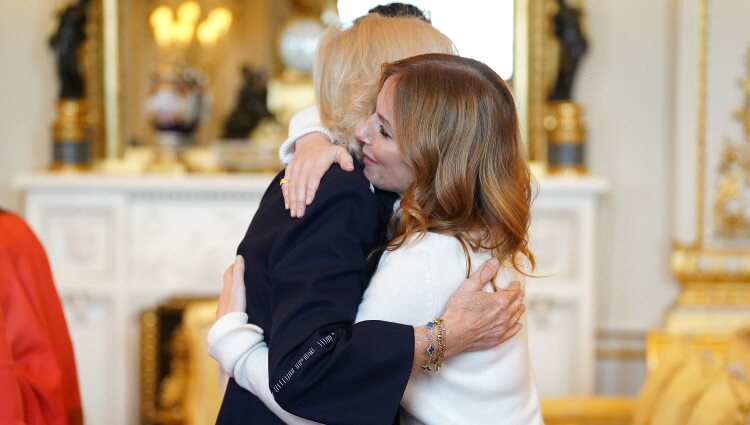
421,318 -> 446,372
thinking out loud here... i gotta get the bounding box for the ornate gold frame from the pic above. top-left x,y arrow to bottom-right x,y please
89,0 -> 558,163
140,296 -> 220,425
78,0 -> 115,161
516,0 -> 559,162
92,0 -> 323,161
101,0 -> 120,160
670,0 -> 750,285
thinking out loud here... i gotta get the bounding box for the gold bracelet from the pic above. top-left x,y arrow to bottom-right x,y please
421,318 -> 446,372
433,318 -> 446,371
421,320 -> 437,371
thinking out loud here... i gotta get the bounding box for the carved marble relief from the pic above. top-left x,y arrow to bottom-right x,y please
529,209 -> 581,282
40,205 -> 116,283
128,194 -> 259,291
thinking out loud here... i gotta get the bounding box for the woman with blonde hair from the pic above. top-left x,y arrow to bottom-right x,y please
209,13 -> 527,425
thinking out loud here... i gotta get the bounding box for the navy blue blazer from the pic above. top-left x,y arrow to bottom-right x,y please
216,163 -> 414,425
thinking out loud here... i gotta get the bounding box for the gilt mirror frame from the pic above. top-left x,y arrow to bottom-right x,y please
85,0 -> 559,164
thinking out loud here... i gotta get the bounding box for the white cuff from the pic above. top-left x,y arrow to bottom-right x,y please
207,312 -> 251,343
278,126 -> 336,164
208,312 -> 265,375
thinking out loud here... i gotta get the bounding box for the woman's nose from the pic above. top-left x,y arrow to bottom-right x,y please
355,115 -> 372,144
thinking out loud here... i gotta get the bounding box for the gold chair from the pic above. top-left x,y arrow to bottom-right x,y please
541,330 -> 750,425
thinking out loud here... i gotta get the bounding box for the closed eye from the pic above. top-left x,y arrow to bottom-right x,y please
379,124 -> 391,139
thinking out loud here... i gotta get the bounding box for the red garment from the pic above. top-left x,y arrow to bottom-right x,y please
0,211 -> 82,425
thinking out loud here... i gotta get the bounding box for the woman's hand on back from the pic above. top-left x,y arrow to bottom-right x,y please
216,255 -> 247,319
282,133 -> 354,218
441,258 -> 526,357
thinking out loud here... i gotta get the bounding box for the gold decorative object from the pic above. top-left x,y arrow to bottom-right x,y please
713,139 -> 750,238
518,0 -> 564,163
595,347 -> 645,362
544,100 -> 586,174
670,0 -> 730,284
49,0 -> 93,171
713,48 -> 750,239
671,39 -> 750,288
145,61 -> 207,174
541,397 -> 635,425
141,310 -> 160,423
159,325 -> 189,419
142,2 -> 233,173
141,297 -> 222,425
645,330 -> 730,371
182,301 -> 226,425
52,99 -> 89,171
738,52 -> 750,141
543,328 -> 750,425
671,244 -> 750,285
667,0 -> 750,338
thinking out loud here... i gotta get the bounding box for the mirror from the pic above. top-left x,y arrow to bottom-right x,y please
85,0 -> 559,167
337,0 -> 515,80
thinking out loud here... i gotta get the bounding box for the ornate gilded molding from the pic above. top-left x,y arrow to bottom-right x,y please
737,50 -> 750,141
525,0 -> 560,162
140,310 -> 159,423
670,0 -> 750,287
671,243 -> 750,284
85,0 -> 105,160
646,331 -> 729,371
101,0 -> 120,159
677,283 -> 750,306
713,48 -> 750,240
595,329 -> 646,362
595,348 -> 645,362
695,0 -> 708,245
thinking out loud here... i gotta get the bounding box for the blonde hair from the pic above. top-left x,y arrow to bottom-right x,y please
381,54 -> 536,276
313,14 -> 455,158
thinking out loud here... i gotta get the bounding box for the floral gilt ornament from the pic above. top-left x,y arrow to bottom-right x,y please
713,47 -> 750,239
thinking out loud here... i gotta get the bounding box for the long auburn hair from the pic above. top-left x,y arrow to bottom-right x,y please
381,53 -> 536,276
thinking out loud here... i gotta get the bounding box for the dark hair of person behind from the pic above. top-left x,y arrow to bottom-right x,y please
368,3 -> 431,23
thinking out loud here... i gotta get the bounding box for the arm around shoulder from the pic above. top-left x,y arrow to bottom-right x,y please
279,105 -> 335,163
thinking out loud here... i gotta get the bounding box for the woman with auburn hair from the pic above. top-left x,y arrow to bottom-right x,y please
208,13 -> 528,425
371,53 -> 535,273
355,54 -> 542,423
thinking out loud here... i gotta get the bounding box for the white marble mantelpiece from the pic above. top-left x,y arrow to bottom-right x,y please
15,173 -> 278,193
15,171 -> 607,424
15,171 -> 607,193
